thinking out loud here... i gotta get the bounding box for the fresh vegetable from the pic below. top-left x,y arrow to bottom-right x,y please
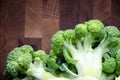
4,45 -> 68,80
4,20 -> 120,80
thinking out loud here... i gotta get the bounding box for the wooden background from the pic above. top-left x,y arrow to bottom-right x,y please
0,0 -> 120,79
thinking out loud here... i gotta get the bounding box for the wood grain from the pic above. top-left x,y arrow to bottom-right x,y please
42,0 -> 59,18
0,0 -> 120,79
25,0 -> 59,52
25,0 -> 43,38
60,0 -> 93,30
0,0 -> 25,79
93,0 -> 111,20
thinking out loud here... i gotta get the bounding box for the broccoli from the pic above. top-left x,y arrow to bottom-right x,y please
49,20 -> 120,80
4,45 -> 69,80
4,19 -> 120,80
102,53 -> 116,73
4,45 -> 33,79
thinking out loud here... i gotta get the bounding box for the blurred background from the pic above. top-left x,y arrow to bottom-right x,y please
0,0 -> 120,79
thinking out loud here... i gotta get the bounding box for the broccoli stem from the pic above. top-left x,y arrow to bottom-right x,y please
64,40 -> 106,80
76,50 -> 102,79
74,76 -> 98,80
33,68 -> 69,80
61,63 -> 78,77
83,33 -> 93,52
27,61 -> 69,80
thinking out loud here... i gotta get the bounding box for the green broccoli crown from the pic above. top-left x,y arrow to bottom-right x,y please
85,20 -> 104,30
105,26 -> 120,37
49,19 -> 120,79
34,50 -> 46,60
102,57 -> 116,73
18,53 -> 32,70
85,20 -> 104,37
63,29 -> 75,43
4,61 -> 20,78
75,24 -> 87,39
115,50 -> 120,76
4,45 -> 34,79
51,31 -> 64,54
20,45 -> 34,53
7,48 -> 22,61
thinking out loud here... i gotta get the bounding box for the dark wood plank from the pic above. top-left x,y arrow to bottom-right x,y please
0,0 -> 25,79
25,0 -> 43,38
60,0 -> 93,30
112,0 -> 120,16
93,0 -> 111,21
42,0 -> 59,18
111,0 -> 120,28
41,0 -> 59,52
19,38 -> 42,51
93,0 -> 120,28
77,0 -> 93,22
60,0 -> 80,30
40,19 -> 59,52
25,0 -> 59,52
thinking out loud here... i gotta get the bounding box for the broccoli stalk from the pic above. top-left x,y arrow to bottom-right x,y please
26,57 -> 69,80
63,38 -> 104,79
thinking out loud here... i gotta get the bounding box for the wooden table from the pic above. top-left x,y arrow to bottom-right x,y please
0,0 -> 120,79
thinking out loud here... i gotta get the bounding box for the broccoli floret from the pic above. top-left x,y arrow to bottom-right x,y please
102,53 -> 116,73
49,19 -> 120,80
75,24 -> 87,39
46,53 -> 59,70
115,50 -> 120,76
4,45 -> 33,79
4,45 -> 69,80
51,31 -> 65,55
4,61 -> 20,78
